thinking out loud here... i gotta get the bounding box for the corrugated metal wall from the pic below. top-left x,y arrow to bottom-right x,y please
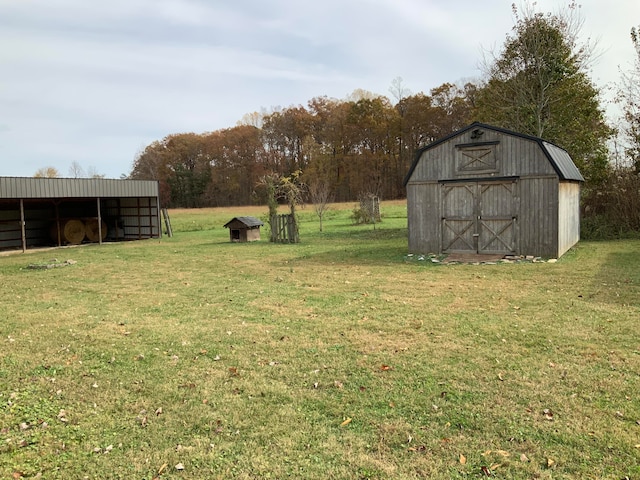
0,177 -> 158,199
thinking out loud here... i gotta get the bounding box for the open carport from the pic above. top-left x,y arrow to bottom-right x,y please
0,177 -> 161,252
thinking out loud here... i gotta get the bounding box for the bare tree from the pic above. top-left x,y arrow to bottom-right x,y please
618,25 -> 640,171
308,176 -> 333,232
86,166 -> 105,178
389,76 -> 411,103
68,161 -> 85,178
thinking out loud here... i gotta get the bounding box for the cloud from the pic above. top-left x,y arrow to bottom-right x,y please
1,0 -> 638,178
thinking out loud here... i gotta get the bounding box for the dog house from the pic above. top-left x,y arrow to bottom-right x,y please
224,216 -> 263,242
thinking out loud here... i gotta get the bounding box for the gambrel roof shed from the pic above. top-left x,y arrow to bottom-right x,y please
404,122 -> 583,259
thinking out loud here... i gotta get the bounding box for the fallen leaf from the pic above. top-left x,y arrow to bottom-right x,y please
459,453 -> 467,465
12,472 -> 23,479
547,458 -> 555,468
495,450 -> 510,457
520,453 -> 529,462
157,463 -> 168,474
498,373 -> 504,381
634,444 -> 640,449
334,381 -> 343,389
175,463 -> 185,471
543,409 -> 554,421
490,463 -> 501,470
380,364 -> 392,371
228,367 -> 239,376
155,407 -> 163,416
340,417 -> 352,427
480,466 -> 492,476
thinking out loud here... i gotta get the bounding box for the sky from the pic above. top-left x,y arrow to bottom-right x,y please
1,0 -> 639,179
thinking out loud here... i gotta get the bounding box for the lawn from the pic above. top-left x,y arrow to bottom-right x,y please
0,201 -> 639,479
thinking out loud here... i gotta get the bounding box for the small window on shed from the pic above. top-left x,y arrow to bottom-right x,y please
455,143 -> 499,174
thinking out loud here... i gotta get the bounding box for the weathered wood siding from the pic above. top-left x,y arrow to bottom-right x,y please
406,125 -> 581,258
557,182 -> 581,257
406,181 -> 440,254
517,177 -> 559,257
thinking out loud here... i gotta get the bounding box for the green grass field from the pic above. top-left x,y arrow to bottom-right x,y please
1,201 -> 639,479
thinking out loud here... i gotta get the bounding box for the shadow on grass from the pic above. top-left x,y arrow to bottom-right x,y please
593,250 -> 640,306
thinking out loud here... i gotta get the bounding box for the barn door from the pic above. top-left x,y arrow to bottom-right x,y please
441,184 -> 476,252
477,182 -> 516,254
441,181 -> 516,254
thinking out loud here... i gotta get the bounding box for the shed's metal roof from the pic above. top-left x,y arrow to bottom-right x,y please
0,177 -> 160,199
224,216 -> 264,228
403,122 -> 585,185
541,141 -> 584,182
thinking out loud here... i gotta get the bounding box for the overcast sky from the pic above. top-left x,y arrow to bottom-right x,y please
1,0 -> 638,179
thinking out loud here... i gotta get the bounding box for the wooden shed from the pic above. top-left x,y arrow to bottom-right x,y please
0,176 -> 161,252
224,216 -> 264,242
404,122 -> 584,258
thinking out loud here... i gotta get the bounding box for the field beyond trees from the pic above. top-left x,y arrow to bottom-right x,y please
1,202 -> 639,479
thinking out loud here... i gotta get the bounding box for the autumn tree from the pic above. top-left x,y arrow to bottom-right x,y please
307,96 -> 352,201
131,133 -> 211,207
205,125 -> 266,206
476,2 -> 612,185
344,96 -> 400,199
34,167 -> 60,178
395,84 -> 475,185
262,106 -> 314,174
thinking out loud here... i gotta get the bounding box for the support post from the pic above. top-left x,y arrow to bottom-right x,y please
19,199 -> 26,253
96,197 -> 103,245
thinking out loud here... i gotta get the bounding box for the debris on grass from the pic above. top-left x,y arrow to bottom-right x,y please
26,259 -> 77,270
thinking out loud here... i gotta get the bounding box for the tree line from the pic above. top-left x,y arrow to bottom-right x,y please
130,82 -> 475,207
129,3 -> 639,236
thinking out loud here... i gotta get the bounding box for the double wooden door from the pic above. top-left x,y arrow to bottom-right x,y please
441,181 -> 517,254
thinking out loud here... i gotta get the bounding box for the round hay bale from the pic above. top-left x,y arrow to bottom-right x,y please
50,219 -> 85,245
85,218 -> 107,242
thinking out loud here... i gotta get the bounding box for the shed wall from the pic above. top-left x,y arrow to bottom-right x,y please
407,130 -> 556,184
517,177 -> 559,257
406,126 -> 581,258
557,182 -> 581,257
406,182 -> 440,254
